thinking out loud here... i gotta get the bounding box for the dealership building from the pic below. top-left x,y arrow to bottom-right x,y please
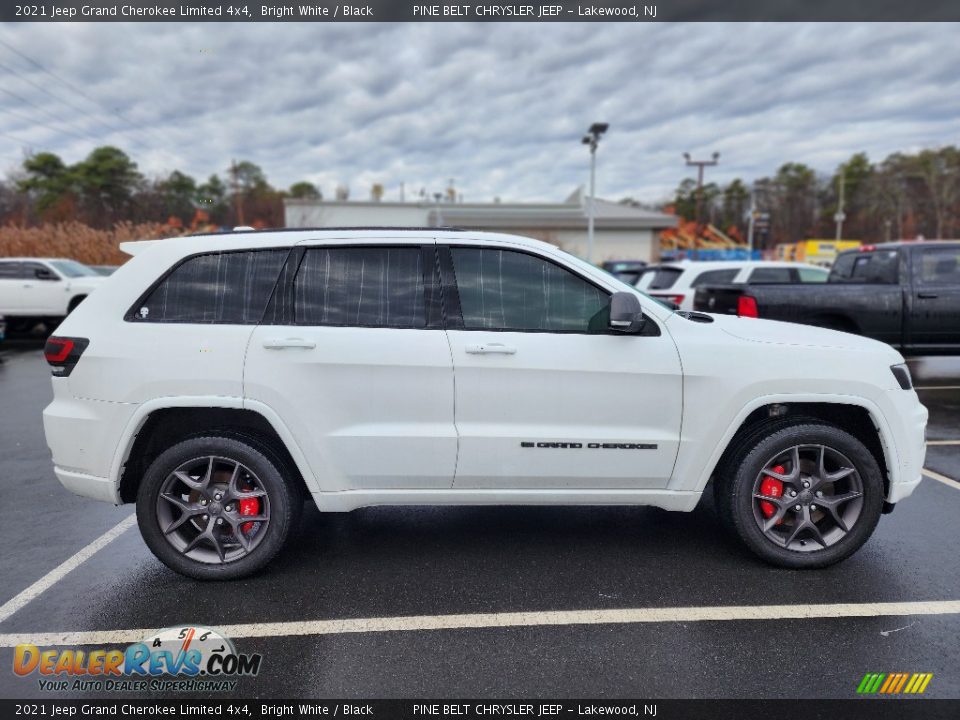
283,189 -> 676,263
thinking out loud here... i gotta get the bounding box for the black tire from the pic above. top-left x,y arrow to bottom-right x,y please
136,436 -> 301,580
715,422 -> 884,569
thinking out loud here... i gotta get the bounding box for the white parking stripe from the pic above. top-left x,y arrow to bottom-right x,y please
926,440 -> 960,446
915,385 -> 960,390
0,514 -> 136,625
2,600 -> 960,648
923,468 -> 960,492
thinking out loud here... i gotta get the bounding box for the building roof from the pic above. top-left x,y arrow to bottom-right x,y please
284,189 -> 677,231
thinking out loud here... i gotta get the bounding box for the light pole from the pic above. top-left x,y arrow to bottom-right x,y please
834,168 -> 846,240
582,122 -> 609,263
683,151 -> 720,259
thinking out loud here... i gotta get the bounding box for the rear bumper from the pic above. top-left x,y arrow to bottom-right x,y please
53,467 -> 120,504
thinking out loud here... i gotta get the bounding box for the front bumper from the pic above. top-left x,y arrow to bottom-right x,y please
883,389 -> 928,504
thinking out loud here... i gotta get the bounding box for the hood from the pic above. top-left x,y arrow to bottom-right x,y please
705,313 -> 902,358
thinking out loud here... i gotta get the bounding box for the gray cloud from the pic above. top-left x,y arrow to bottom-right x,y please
1,22 -> 958,204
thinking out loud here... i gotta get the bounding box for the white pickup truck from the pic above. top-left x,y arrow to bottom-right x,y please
41,229 -> 928,580
0,257 -> 106,332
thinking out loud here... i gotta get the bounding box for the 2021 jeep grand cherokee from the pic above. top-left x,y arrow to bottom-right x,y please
42,229 -> 928,579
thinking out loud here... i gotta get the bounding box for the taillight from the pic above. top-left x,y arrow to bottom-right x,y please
43,336 -> 89,377
652,294 -> 685,305
737,296 -> 759,318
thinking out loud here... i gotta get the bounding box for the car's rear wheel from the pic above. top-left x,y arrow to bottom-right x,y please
716,422 -> 883,568
136,436 -> 300,580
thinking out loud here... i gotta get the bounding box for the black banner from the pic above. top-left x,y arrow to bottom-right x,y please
4,0 -> 960,23
2,700 -> 959,719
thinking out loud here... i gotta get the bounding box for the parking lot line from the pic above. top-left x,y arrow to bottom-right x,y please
922,468 -> 960,492
2,599 -> 959,648
926,440 -> 960,446
0,514 -> 136,625
915,385 -> 960,390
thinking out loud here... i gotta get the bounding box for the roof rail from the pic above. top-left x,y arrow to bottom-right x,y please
184,226 -> 466,238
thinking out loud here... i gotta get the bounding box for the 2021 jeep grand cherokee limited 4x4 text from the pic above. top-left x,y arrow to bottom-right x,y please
42,229 -> 928,579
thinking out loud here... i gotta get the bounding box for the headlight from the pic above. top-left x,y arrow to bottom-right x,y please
891,363 -> 912,390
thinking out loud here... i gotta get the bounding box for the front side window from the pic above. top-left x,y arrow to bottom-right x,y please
450,247 -> 609,332
134,249 -> 288,323
293,247 -> 427,327
917,247 -> 960,285
798,267 -> 829,283
48,260 -> 98,278
747,267 -> 795,283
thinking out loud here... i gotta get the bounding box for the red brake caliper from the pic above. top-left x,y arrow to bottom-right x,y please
759,465 -> 785,524
239,497 -> 260,534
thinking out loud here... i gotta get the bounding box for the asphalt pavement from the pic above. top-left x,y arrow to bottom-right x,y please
1,337 -> 958,699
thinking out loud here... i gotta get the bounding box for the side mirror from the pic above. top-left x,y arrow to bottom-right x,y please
609,292 -> 646,333
35,267 -> 59,281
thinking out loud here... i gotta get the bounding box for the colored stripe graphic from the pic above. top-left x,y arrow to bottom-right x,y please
857,672 -> 932,694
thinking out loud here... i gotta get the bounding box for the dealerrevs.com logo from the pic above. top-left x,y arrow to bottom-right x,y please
13,626 -> 262,693
857,672 -> 934,695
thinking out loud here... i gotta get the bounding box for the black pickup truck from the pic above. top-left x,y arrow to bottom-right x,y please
693,241 -> 960,355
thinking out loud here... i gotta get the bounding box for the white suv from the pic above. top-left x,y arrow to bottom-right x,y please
636,260 -> 828,311
43,229 -> 927,580
0,258 -> 106,331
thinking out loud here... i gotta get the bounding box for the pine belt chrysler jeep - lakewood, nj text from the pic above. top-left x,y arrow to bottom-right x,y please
42,229 -> 928,579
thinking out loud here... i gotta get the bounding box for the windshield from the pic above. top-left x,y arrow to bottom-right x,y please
47,260 -> 99,278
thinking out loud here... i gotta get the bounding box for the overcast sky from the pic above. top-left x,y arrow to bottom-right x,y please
0,22 -> 958,204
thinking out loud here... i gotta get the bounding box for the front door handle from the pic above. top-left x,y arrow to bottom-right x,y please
262,338 -> 316,350
917,292 -> 939,299
465,343 -> 517,355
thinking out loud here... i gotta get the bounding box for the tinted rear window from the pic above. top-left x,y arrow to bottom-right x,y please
648,267 -> 683,290
133,249 -> 288,323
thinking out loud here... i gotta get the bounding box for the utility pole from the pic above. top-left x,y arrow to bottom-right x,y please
834,168 -> 846,240
581,123 -> 609,263
746,184 -> 756,257
683,152 -> 720,259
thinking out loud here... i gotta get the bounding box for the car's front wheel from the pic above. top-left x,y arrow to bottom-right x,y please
716,422 -> 884,568
136,436 -> 300,580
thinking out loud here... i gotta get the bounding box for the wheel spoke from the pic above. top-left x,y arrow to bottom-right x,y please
200,457 -> 215,491
764,447 -> 801,484
753,492 -> 788,508
762,505 -> 787,533
173,470 -> 204,490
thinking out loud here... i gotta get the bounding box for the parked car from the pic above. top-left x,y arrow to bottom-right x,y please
601,260 -> 647,286
693,241 -> 960,355
43,229 -> 926,579
635,260 -> 828,310
0,258 -> 106,333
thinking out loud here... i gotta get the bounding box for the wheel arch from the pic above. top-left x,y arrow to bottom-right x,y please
701,398 -> 895,499
115,400 -> 318,504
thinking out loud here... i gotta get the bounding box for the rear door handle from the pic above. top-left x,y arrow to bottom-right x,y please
917,292 -> 939,299
465,343 -> 517,355
262,338 -> 316,350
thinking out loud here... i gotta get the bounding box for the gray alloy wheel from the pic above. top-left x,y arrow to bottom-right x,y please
156,455 -> 271,564
751,444 -> 864,552
137,436 -> 299,580
716,421 -> 884,569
